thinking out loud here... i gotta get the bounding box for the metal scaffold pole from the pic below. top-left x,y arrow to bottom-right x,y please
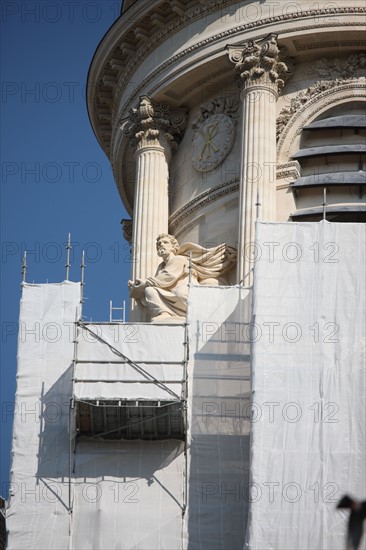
80,250 -> 85,319
21,251 -> 27,284
68,306 -> 80,550
65,233 -> 71,281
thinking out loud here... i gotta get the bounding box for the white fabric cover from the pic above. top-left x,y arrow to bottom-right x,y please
7,222 -> 365,550
71,440 -> 185,550
6,282 -> 81,550
7,284 -> 186,549
77,323 -> 185,362
74,323 -> 185,401
246,221 -> 366,550
184,285 -> 252,550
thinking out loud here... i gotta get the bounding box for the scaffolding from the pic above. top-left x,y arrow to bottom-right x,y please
66,318 -> 189,535
70,320 -> 188,440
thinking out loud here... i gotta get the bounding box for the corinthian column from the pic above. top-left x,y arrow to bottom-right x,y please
227,35 -> 291,285
126,96 -> 186,320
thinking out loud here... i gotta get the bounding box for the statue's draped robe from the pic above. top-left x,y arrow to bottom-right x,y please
139,243 -> 237,319
143,255 -> 192,318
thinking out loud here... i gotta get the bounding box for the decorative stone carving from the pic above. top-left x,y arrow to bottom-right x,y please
192,114 -> 236,172
191,97 -> 239,172
121,218 -> 133,244
314,53 -> 366,80
191,97 -> 239,129
277,83 -> 366,162
277,80 -> 344,140
128,233 -> 237,322
227,34 -> 292,94
125,95 -> 187,151
277,53 -> 366,141
276,161 -> 301,182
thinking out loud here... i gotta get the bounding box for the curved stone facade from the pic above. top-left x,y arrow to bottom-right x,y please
88,0 -> 366,282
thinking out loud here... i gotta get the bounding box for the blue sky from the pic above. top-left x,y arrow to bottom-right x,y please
0,0 -> 130,494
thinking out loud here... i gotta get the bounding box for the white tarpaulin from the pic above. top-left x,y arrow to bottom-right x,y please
246,221 -> 366,550
7,284 -> 186,549
184,285 -> 252,550
7,222 -> 365,550
71,440 -> 185,550
74,323 -> 185,401
6,282 -> 81,550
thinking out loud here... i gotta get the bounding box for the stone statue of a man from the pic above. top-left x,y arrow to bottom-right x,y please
128,234 -> 236,322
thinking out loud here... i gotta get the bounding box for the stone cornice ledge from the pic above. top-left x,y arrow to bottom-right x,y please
89,4 -> 366,157
114,5 -> 366,109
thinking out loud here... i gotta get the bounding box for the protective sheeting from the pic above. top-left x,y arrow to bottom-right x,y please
74,323 -> 185,401
71,440 -> 185,550
7,284 -> 186,550
8,222 -> 365,550
6,282 -> 81,550
74,363 -> 183,401
184,285 -> 252,550
246,221 -> 366,550
77,323 -> 185,361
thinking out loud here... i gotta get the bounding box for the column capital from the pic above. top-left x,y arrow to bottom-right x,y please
227,34 -> 293,96
125,96 -> 187,152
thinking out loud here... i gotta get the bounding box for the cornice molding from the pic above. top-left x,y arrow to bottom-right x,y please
90,6 -> 365,157
113,6 -> 365,109
108,14 -> 366,156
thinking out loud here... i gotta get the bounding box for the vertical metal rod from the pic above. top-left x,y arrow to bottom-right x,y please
109,300 -> 113,323
182,319 -> 189,520
68,307 -> 79,548
21,251 -> 27,283
65,233 -> 71,281
80,250 -> 85,318
323,188 -> 327,220
123,300 -> 126,323
188,252 -> 192,285
68,398 -> 74,513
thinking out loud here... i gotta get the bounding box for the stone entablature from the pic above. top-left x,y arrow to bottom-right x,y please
88,2 -> 366,157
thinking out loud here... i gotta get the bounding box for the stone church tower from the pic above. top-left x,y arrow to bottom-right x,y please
88,0 -> 365,295
5,3 -> 365,550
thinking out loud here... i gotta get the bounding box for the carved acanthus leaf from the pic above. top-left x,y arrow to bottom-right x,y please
227,34 -> 293,92
124,95 -> 187,149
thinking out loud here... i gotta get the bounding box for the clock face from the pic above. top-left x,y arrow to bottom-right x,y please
192,113 -> 235,172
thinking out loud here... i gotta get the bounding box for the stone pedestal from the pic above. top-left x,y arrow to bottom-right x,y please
126,96 -> 186,320
228,35 -> 290,285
